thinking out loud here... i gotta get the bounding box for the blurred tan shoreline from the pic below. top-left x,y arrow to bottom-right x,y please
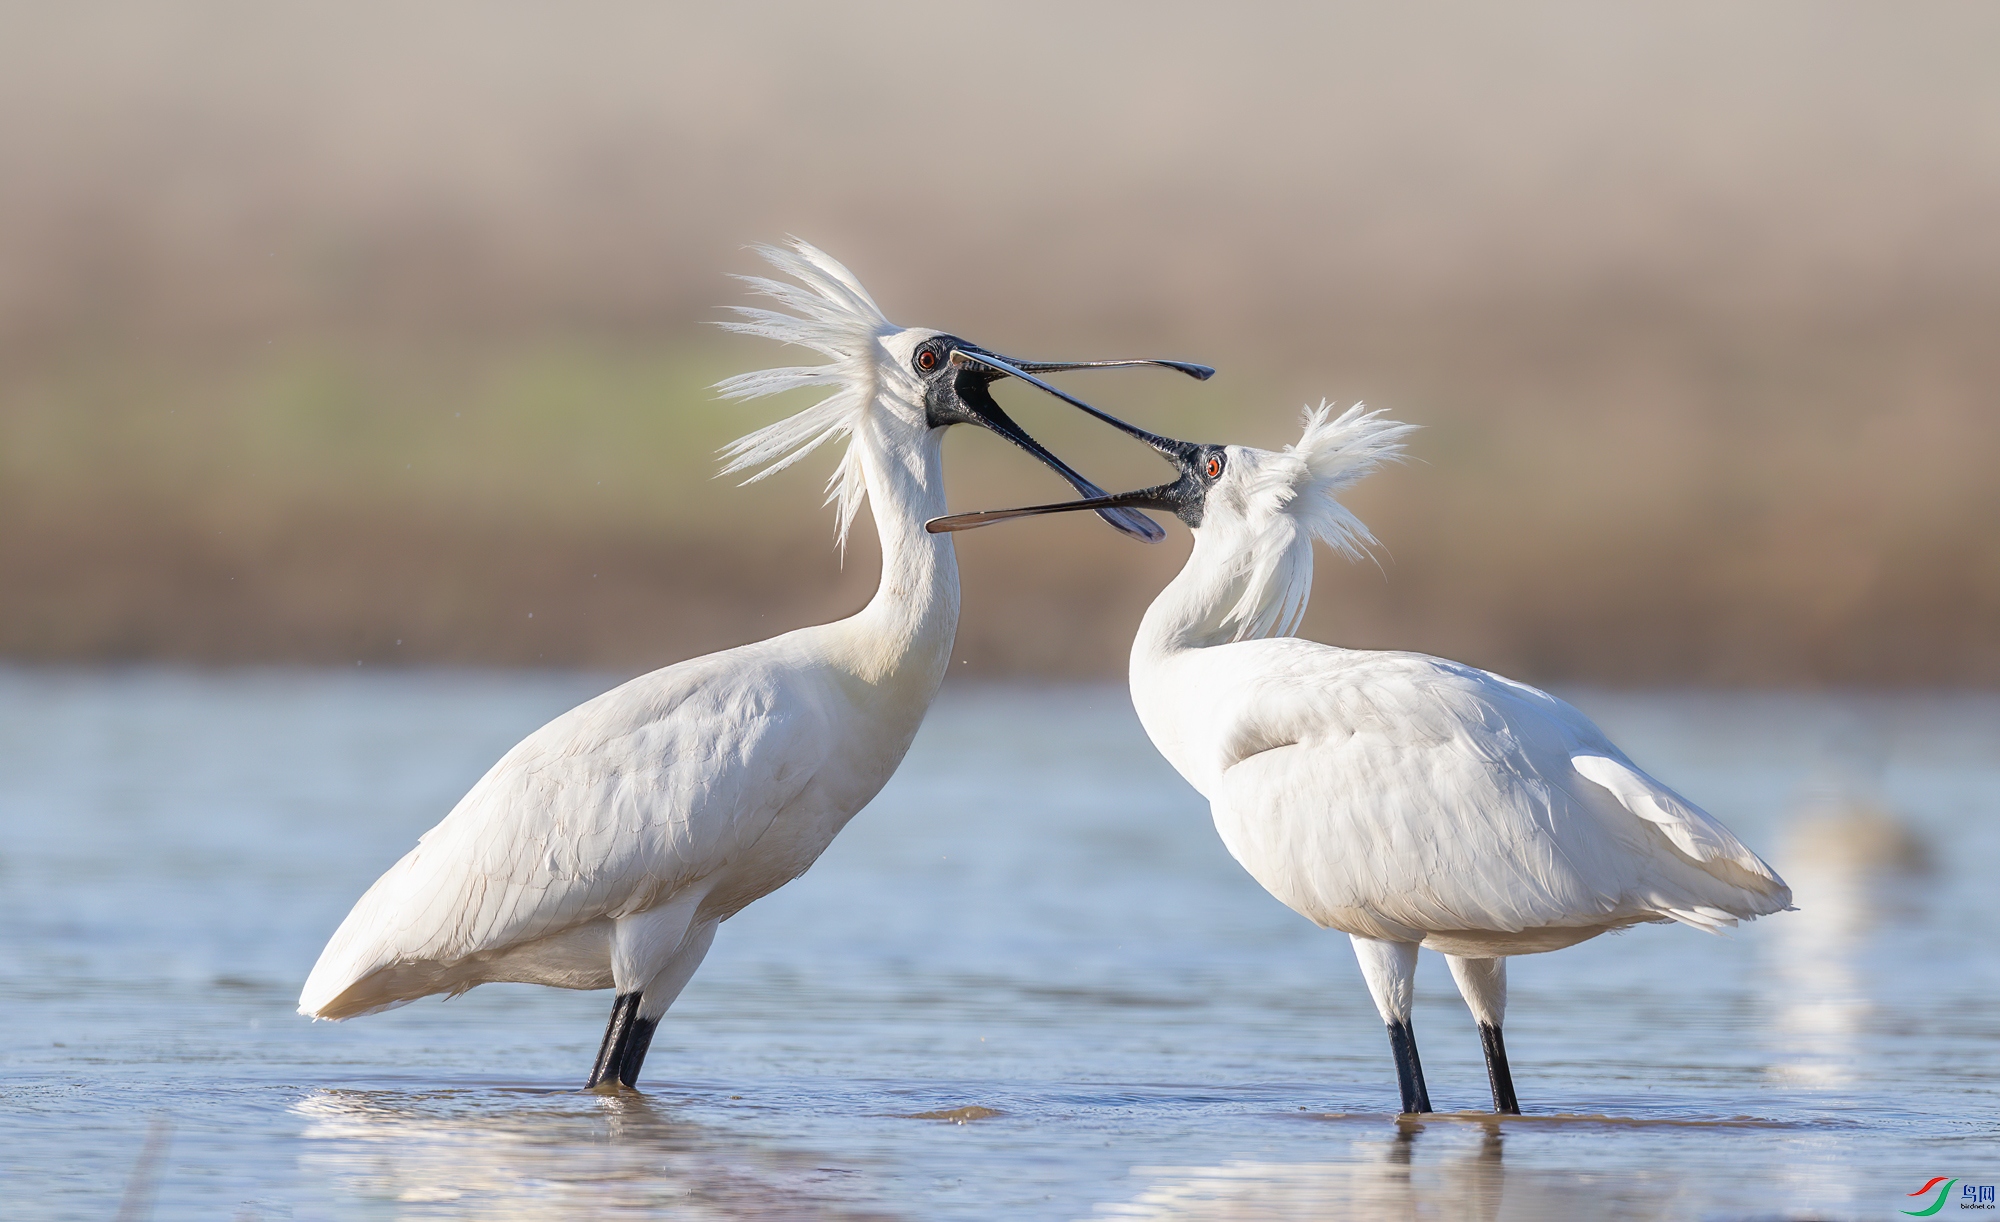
2,3 -> 1995,683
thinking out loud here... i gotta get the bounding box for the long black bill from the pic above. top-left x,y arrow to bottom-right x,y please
944,352 -> 1208,548
930,355 -> 1207,537
927,486 -> 1179,534
1009,357 -> 1215,381
951,350 -> 1197,458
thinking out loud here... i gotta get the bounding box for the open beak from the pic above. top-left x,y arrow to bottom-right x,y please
927,359 -> 1209,535
941,347 -> 1211,545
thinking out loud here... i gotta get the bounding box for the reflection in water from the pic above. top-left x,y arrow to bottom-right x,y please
1764,789 -> 1932,1088
292,1088 -> 894,1220
1094,1122 -> 1671,1222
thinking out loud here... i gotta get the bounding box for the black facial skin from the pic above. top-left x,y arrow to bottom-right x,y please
1149,444 -> 1226,528
907,334 -> 1215,544
915,335 -> 1005,432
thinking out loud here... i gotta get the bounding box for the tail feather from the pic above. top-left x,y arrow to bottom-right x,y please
1573,753 -> 1793,918
299,855 -> 424,1018
300,848 -> 616,1019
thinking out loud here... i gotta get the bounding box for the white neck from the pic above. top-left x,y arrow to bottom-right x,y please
821,418 -> 958,698
1127,524 -> 1265,797
1131,525 -> 1253,664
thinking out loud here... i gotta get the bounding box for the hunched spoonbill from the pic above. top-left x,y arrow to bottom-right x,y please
298,241 -> 1212,1089
928,402 -> 1793,1115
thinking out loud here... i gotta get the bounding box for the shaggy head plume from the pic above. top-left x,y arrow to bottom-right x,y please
713,240 -> 905,553
1214,402 -> 1415,640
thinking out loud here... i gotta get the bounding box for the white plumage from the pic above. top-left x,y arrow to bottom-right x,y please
930,401 -> 1793,1114
299,645 -> 868,1016
299,241 -> 1194,1089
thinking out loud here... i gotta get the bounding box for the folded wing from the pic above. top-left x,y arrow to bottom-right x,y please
300,652 -> 828,1018
1201,641 -> 1790,944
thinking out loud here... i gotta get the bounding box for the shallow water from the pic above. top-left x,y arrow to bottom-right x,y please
1,670 -> 1996,1221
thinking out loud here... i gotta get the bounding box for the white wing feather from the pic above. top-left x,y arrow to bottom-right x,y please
300,643 -> 832,1018
1171,640 -> 1790,948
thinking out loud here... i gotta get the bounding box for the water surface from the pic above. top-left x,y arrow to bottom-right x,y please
1,671 -> 1995,1219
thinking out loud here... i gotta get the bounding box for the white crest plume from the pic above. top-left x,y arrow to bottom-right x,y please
1219,402 -> 1415,641
713,240 -> 900,553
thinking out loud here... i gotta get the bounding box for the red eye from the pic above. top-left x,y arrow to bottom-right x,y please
916,350 -> 938,372
1204,456 -> 1223,479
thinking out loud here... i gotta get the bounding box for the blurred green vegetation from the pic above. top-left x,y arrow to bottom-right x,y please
4,344 -> 754,533
4,322 -> 1995,682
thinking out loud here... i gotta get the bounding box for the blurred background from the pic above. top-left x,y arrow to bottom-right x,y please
3,1 -> 1996,683
7,10 -> 1999,1214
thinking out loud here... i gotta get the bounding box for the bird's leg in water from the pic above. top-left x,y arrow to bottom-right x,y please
1385,1016 -> 1433,1115
1352,936 -> 1431,1114
587,992 -> 644,1089
1478,1022 -> 1520,1115
1447,955 -> 1520,1114
597,919 -> 720,1090
617,1015 -> 658,1088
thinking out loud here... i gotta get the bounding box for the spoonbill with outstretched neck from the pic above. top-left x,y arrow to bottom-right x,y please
929,402 -> 1793,1115
298,241 -> 1211,1089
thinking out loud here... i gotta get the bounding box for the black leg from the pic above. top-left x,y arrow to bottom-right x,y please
1478,1022 -> 1520,1115
1386,1019 -> 1433,1115
616,1014 -> 659,1088
587,991 -> 643,1089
